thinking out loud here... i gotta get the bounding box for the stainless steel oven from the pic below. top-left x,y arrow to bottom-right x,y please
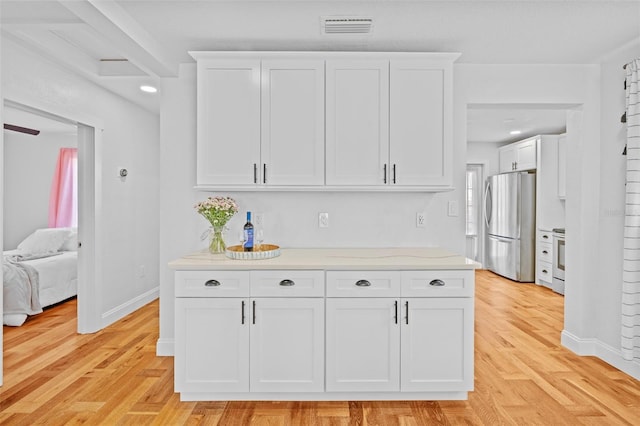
552,228 -> 565,294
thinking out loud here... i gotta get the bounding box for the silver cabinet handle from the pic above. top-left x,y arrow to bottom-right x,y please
253,163 -> 257,184
279,279 -> 295,286
405,301 -> 409,324
393,164 -> 397,184
394,300 -> 398,324
241,300 -> 245,324
263,163 -> 267,184
429,279 -> 445,287
542,250 -> 548,254
383,164 -> 387,184
542,269 -> 548,274
252,300 -> 256,324
355,279 -> 371,287
205,279 -> 221,287
543,235 -> 549,239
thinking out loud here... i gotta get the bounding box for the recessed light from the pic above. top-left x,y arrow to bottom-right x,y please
510,130 -> 522,135
140,85 -> 157,93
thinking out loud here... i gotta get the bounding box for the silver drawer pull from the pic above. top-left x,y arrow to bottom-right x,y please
205,279 -> 221,287
542,250 -> 548,254
429,279 -> 445,287
542,269 -> 548,274
279,279 -> 295,286
355,280 -> 371,287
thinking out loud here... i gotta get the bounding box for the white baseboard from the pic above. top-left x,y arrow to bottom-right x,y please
101,286 -> 159,328
156,338 -> 175,356
562,330 -> 640,380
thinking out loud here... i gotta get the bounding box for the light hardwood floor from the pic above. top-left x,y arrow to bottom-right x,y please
1,270 -> 639,425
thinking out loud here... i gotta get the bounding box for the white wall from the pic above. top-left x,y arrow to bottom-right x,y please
157,62 -> 467,353
3,130 -> 77,249
590,41 -> 640,376
2,38 -> 160,327
466,141 -> 503,178
455,64 -> 621,367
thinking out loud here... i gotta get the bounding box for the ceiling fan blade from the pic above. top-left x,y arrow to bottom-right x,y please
3,123 -> 40,135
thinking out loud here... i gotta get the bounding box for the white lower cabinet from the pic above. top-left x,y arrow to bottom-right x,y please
326,298 -> 400,392
174,267 -> 474,400
325,270 -> 473,394
401,298 -> 473,391
325,297 -> 473,393
174,297 -> 249,393
250,297 -> 324,392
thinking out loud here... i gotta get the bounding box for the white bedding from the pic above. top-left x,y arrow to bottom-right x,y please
3,249 -> 78,326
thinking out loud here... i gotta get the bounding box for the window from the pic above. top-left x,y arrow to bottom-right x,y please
466,164 -> 483,262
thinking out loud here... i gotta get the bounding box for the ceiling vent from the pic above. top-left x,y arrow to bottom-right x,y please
322,16 -> 373,34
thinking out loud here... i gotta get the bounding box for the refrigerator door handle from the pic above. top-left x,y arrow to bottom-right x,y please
491,235 -> 514,243
484,182 -> 492,229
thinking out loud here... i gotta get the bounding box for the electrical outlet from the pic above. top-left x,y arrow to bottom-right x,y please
254,212 -> 264,226
448,201 -> 459,217
319,212 -> 329,228
416,212 -> 426,228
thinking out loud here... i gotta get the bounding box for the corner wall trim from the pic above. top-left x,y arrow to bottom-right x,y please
101,286 -> 159,328
562,330 -> 640,380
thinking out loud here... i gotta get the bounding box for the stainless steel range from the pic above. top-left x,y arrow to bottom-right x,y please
552,228 -> 565,295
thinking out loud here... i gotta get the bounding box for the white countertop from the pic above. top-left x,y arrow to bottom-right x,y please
169,247 -> 480,271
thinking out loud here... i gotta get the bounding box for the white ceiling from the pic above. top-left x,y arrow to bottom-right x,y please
1,0 -> 639,140
467,107 -> 567,144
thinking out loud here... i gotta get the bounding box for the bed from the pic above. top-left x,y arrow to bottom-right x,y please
3,227 -> 78,326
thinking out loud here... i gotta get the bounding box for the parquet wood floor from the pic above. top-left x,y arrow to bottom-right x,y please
1,270 -> 639,425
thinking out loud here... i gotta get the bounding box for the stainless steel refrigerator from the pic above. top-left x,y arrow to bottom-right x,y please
484,172 -> 536,282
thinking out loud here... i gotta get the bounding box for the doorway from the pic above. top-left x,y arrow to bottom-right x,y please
1,100 -> 101,348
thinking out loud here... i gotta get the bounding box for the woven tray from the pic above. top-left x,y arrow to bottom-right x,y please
225,244 -> 281,260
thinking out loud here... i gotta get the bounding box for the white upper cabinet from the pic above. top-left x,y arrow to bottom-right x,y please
390,60 -> 451,186
326,60 -> 389,186
192,52 -> 459,191
197,59 -> 261,185
261,60 -> 325,186
498,136 -> 538,173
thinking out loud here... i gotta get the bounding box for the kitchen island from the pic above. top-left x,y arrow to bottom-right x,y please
169,248 -> 479,401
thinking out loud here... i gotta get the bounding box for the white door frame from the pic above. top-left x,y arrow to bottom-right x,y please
1,98 -> 103,383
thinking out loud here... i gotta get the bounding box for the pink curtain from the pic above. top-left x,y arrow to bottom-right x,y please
48,147 -> 78,228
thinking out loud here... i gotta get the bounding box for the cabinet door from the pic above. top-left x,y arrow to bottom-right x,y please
515,138 -> 537,171
326,60 -> 389,185
250,298 -> 324,392
401,298 -> 473,392
197,60 -> 261,185
326,298 -> 400,392
390,60 -> 448,186
261,60 -> 325,186
558,134 -> 566,198
175,298 -> 249,393
499,145 -> 517,173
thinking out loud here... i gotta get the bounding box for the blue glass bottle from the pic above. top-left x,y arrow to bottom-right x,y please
243,211 -> 254,252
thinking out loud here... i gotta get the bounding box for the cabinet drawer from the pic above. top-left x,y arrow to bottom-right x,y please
536,242 -> 553,263
250,270 -> 324,297
537,230 -> 553,244
326,271 -> 401,297
175,271 -> 250,297
401,270 -> 474,297
536,261 -> 553,286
